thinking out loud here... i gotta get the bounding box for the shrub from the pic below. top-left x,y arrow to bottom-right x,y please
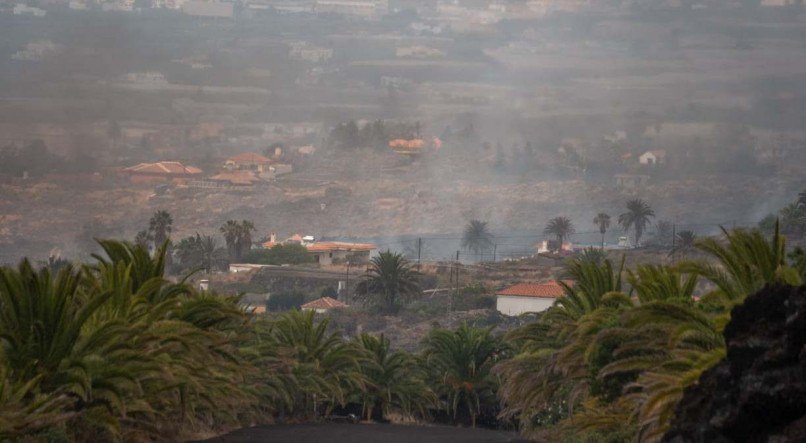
242,243 -> 313,265
267,290 -> 306,311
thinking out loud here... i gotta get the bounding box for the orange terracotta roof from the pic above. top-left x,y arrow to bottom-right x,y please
288,234 -> 303,242
226,152 -> 272,164
301,297 -> 348,310
123,161 -> 202,175
209,170 -> 261,185
262,241 -> 277,248
389,139 -> 425,149
305,242 -> 377,253
496,280 -> 573,299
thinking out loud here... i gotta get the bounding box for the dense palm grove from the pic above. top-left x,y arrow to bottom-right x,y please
2,222 -> 805,441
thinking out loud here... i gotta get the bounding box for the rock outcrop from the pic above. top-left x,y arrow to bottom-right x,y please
663,284 -> 806,443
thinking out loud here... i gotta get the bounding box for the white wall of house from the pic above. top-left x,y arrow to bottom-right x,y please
312,250 -> 371,266
301,307 -> 329,314
639,152 -> 657,165
496,295 -> 555,316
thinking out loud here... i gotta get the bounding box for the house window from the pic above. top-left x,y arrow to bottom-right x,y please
329,252 -> 333,258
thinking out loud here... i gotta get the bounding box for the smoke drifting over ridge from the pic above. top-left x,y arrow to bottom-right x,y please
0,1 -> 805,263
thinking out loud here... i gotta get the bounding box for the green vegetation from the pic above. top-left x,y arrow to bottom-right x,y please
0,242 -> 455,439
760,191 -> 806,238
354,251 -> 421,314
173,233 -> 228,273
461,220 -> 494,260
544,216 -> 575,251
266,290 -> 306,311
497,223 -> 805,442
619,199 -> 656,246
593,213 -> 611,250
670,230 -> 697,257
241,243 -> 314,266
3,220 -> 806,441
422,324 -> 509,428
0,241 -> 252,440
353,334 -> 434,421
148,210 -> 173,248
327,120 -> 421,150
220,220 -> 256,262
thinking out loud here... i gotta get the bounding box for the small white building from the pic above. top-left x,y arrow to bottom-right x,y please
306,241 -> 376,266
639,149 -> 667,166
495,281 -> 569,316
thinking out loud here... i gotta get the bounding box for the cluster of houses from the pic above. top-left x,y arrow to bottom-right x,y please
261,232 -> 377,266
10,0 -> 796,23
120,150 -> 293,188
279,279 -> 573,317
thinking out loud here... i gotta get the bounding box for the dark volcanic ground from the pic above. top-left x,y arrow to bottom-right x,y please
195,423 -> 530,443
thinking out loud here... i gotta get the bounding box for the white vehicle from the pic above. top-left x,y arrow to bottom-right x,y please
618,236 -> 633,248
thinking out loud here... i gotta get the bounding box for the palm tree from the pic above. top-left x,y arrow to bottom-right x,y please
199,234 -> 223,272
461,220 -> 494,260
354,251 -> 420,314
497,255 -> 627,438
134,229 -> 151,249
544,216 -> 575,252
220,220 -> 241,260
618,199 -> 655,247
0,240 -> 257,441
669,230 -> 696,257
353,334 -> 434,421
779,203 -> 805,238
148,210 -> 173,248
174,233 -> 224,273
238,220 -> 256,253
0,368 -> 74,439
593,213 -> 611,250
220,220 -> 256,261
602,302 -> 724,441
655,220 -> 673,247
680,223 -> 801,304
267,310 -> 364,415
421,324 -> 507,427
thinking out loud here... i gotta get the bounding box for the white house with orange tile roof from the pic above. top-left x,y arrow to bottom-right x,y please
306,241 -> 376,265
225,152 -> 273,172
301,296 -> 349,313
121,161 -> 202,184
495,280 -> 571,316
260,233 -> 376,265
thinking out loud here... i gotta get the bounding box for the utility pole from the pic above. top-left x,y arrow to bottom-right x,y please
455,250 -> 460,292
417,237 -> 422,271
671,223 -> 676,264
345,262 -> 351,302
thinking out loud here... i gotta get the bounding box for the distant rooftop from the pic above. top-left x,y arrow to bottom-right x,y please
123,161 -> 202,175
301,296 -> 348,310
496,280 -> 572,299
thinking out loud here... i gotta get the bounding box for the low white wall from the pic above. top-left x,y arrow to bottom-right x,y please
496,295 -> 555,316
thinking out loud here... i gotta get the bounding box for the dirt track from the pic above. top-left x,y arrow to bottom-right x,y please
195,423 -> 530,443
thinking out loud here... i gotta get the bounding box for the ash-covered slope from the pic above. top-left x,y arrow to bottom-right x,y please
663,284 -> 806,443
